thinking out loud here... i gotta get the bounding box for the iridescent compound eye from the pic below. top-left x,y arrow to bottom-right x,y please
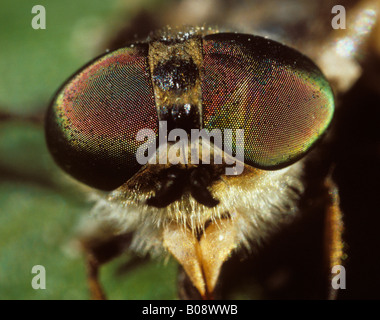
45,44 -> 158,190
45,31 -> 335,192
201,33 -> 334,169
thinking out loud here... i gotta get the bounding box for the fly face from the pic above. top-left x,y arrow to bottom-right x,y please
45,26 -> 336,299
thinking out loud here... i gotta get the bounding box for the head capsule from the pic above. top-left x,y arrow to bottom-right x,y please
45,30 -> 334,192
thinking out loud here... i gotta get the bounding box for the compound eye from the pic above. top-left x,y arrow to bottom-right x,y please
45,45 -> 158,190
202,33 -> 334,169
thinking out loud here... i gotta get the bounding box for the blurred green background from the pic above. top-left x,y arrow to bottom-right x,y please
0,0 -> 178,300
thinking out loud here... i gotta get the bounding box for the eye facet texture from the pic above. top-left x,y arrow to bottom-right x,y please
46,32 -> 335,192
201,33 -> 334,169
45,44 -> 157,190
